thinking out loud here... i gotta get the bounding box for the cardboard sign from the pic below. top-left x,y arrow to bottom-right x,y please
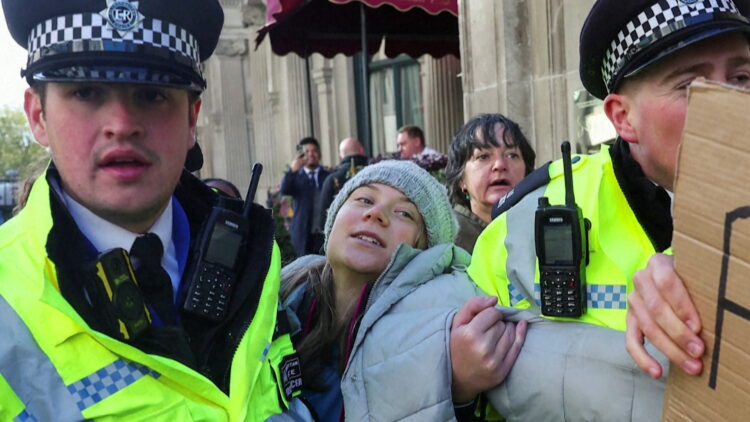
663,80 -> 750,421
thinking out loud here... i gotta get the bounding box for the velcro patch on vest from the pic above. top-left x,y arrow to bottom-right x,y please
280,354 -> 303,400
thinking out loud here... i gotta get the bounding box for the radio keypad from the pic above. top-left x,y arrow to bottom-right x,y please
184,262 -> 233,320
540,269 -> 582,317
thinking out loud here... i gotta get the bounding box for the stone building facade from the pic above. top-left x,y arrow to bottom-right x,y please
198,0 -> 610,199
458,0 -> 611,166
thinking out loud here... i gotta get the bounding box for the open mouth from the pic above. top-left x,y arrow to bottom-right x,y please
98,151 -> 152,180
489,179 -> 510,188
352,231 -> 384,247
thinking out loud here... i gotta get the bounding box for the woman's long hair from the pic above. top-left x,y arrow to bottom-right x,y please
281,259 -> 344,390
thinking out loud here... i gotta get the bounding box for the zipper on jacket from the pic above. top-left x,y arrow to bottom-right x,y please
339,282 -> 373,422
220,230 -> 275,390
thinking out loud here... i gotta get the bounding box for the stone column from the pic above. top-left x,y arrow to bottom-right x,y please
458,0 -> 502,121
244,0 -> 304,200
421,55 -> 464,154
458,0 -> 597,165
526,0 -> 569,161
204,37 -> 254,195
196,0 -> 266,199
282,56 -> 314,144
311,56 -> 336,163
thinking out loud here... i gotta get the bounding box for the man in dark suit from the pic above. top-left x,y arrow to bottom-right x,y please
280,137 -> 330,256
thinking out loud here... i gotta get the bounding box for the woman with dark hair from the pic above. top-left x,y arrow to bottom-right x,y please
280,160 -> 526,421
446,114 -> 536,253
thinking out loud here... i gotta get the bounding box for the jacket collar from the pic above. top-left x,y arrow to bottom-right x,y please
609,138 -> 672,251
453,203 -> 488,229
351,243 -> 470,352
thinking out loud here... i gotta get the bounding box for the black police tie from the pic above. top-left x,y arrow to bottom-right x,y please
130,233 -> 176,325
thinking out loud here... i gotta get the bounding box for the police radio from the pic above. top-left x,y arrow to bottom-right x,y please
182,163 -> 263,321
535,142 -> 590,317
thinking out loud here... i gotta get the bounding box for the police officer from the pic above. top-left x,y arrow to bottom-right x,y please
0,0 -> 304,420
469,0 -> 750,337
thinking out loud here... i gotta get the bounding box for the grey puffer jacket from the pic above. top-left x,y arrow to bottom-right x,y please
487,309 -> 668,422
282,245 -> 669,422
283,243 -> 482,422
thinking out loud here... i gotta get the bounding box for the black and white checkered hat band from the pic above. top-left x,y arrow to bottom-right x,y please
27,13 -> 201,75
36,67 -> 188,85
602,0 -> 740,92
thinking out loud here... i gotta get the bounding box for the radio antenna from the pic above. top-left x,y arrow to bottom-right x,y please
242,163 -> 263,219
562,141 -> 575,207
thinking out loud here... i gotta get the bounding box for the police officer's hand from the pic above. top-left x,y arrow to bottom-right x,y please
449,296 -> 527,404
290,152 -> 307,172
626,253 -> 704,379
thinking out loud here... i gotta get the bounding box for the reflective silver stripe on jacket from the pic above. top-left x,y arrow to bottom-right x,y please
0,296 -> 83,421
1,296 -> 161,419
503,184 -> 546,313
508,283 -> 628,309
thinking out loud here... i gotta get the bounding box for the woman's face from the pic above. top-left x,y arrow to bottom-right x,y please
327,183 -> 425,282
460,123 -> 526,222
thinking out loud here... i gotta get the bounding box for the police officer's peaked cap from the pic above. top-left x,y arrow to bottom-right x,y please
580,0 -> 750,99
2,0 -> 224,91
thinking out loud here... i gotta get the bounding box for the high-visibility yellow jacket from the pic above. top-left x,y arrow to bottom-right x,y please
0,170 -> 299,421
468,141 -> 672,331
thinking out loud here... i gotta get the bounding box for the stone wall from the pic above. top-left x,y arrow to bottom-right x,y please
458,0 -> 596,164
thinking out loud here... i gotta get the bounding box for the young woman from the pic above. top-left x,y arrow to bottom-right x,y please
280,160 -> 526,421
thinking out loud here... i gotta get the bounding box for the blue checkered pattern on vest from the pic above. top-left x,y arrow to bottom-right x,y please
13,408 -> 38,422
507,282 -> 627,310
66,359 -> 161,411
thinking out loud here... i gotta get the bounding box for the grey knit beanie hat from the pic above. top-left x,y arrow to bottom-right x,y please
323,160 -> 458,251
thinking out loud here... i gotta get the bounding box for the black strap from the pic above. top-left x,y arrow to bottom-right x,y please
609,138 -> 672,251
275,304 -> 293,341
130,233 -> 176,325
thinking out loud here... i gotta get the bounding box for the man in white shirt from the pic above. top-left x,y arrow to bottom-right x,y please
396,125 -> 442,159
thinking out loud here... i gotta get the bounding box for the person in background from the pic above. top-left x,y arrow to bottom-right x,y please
314,137 -> 368,236
203,177 -> 242,199
281,160 -> 526,421
281,137 -> 331,256
446,114 -> 536,253
396,125 -> 442,159
0,0 -> 305,419
12,155 -> 49,216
